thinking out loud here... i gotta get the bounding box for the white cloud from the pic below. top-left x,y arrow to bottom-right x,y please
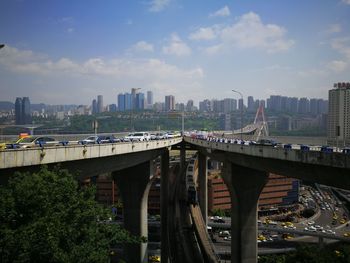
203,44 -> 223,55
131,41 -> 154,52
342,0 -> 350,4
331,37 -> 350,59
67,28 -> 75,33
325,24 -> 341,34
0,45 -> 203,103
326,37 -> 350,73
327,60 -> 347,72
209,6 -> 230,18
189,27 -> 217,41
148,0 -> 170,12
219,12 -> 294,53
162,33 -> 191,56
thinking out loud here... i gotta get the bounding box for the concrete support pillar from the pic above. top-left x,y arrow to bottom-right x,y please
318,236 -> 324,248
198,153 -> 208,226
112,161 -> 154,263
161,150 -> 170,263
222,162 -> 268,263
180,142 -> 186,172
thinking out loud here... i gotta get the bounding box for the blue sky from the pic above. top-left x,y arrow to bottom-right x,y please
1,0 -> 350,105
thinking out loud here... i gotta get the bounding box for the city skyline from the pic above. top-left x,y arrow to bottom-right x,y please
1,1 -> 350,105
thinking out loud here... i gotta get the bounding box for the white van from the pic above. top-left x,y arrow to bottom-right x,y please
128,132 -> 151,141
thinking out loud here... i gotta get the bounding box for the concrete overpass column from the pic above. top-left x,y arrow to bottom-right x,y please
161,149 -> 170,263
112,161 -> 154,263
198,153 -> 208,226
222,162 -> 268,263
318,236 -> 324,248
180,141 -> 186,172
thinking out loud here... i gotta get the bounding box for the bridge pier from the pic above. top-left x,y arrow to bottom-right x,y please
180,141 -> 186,172
161,149 -> 170,263
222,162 -> 268,263
198,153 -> 208,227
318,236 -> 324,248
112,161 -> 154,263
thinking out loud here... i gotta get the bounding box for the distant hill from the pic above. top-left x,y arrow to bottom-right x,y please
0,101 -> 14,111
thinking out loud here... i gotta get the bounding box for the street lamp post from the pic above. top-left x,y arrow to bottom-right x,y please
232,89 -> 243,142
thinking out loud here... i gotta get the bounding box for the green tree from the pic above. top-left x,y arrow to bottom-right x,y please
0,167 -> 136,263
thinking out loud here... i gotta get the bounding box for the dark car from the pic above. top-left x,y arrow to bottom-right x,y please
254,139 -> 278,147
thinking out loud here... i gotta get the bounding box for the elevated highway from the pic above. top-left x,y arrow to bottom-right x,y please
184,136 -> 350,189
0,138 -> 182,179
184,136 -> 350,263
1,135 -> 350,262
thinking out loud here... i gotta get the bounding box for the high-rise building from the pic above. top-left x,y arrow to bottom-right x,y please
288,97 -> 298,113
186,100 -> 194,111
117,94 -> 125,111
309,98 -> 318,115
238,98 -> 244,111
298,97 -> 309,114
97,95 -> 103,113
147,91 -> 153,108
223,98 -> 236,113
125,93 -> 132,110
165,95 -> 175,111
92,99 -> 97,114
22,97 -> 32,124
176,103 -> 185,111
135,93 -> 145,110
108,104 -> 117,112
199,99 -> 211,112
327,82 -> 350,147
15,97 -> 22,125
131,88 -> 140,110
247,96 -> 255,112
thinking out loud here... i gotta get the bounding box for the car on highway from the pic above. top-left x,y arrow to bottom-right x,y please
2,134 -> 32,149
155,132 -> 166,140
124,132 -> 151,142
18,136 -> 58,148
253,139 -> 278,147
218,230 -> 230,237
148,255 -> 161,262
80,135 -> 119,144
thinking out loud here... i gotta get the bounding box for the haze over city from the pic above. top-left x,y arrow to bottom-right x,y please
1,0 -> 350,105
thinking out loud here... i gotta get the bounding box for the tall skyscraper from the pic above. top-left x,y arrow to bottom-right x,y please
247,96 -> 255,112
186,100 -> 194,111
118,94 -> 125,111
135,93 -> 145,110
15,97 -> 22,125
125,93 -> 132,110
298,97 -> 309,114
92,99 -> 97,114
327,82 -> 350,147
238,98 -> 244,111
147,91 -> 153,108
22,97 -> 32,124
165,95 -> 175,111
97,95 -> 103,113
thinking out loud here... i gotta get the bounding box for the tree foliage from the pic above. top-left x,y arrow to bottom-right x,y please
0,167 -> 136,263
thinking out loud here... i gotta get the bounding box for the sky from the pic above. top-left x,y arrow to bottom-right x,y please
0,0 -> 350,106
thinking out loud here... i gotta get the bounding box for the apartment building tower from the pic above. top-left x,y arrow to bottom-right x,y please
327,82 -> 350,147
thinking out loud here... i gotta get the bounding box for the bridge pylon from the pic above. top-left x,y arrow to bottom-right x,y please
252,104 -> 269,141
